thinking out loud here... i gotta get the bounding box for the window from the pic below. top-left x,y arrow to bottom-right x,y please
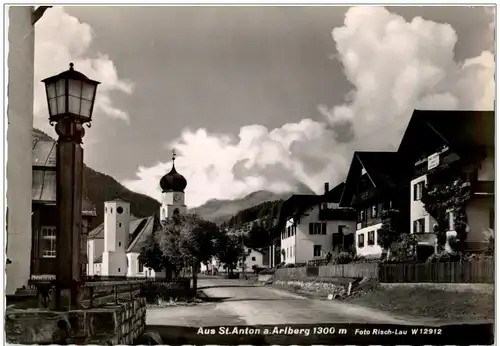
359,210 -> 365,222
286,248 -> 289,258
118,268 -> 120,273
309,223 -> 314,234
413,181 -> 425,201
358,233 -> 365,248
251,257 -> 256,261
367,231 -> 375,245
117,206 -> 124,214
105,207 -> 107,213
313,245 -> 322,257
119,222 -> 122,227
314,223 -> 322,234
138,259 -> 144,273
41,226 -> 56,258
118,242 -> 121,247
321,223 -> 327,235
110,208 -> 113,213
371,205 -> 378,218
413,218 -> 425,233
338,225 -> 347,234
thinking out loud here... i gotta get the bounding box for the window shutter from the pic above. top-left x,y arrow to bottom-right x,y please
309,223 -> 313,234
322,223 -> 327,234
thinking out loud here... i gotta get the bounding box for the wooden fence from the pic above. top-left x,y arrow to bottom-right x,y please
272,259 -> 494,284
378,259 -> 494,284
319,262 -> 379,278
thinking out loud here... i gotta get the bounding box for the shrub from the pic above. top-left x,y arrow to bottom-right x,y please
331,251 -> 355,265
284,263 -> 295,268
426,251 -> 461,263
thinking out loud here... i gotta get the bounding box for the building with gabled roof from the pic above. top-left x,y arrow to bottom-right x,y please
88,150 -> 188,277
30,138 -> 98,281
277,182 -> 357,265
339,151 -> 408,259
397,109 -> 494,258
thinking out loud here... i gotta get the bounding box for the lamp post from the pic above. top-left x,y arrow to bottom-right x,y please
42,63 -> 100,309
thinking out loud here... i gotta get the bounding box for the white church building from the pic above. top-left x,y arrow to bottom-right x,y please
87,151 -> 188,277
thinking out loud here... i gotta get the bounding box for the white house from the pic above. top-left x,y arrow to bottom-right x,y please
399,110 -> 495,259
88,151 -> 189,277
237,246 -> 269,272
279,183 -> 357,264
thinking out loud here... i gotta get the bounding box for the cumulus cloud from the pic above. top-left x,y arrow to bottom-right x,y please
33,6 -> 133,132
123,6 -> 494,208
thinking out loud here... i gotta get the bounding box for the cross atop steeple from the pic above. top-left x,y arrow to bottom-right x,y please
172,148 -> 176,162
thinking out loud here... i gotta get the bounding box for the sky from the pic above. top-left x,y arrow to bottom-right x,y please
31,5 -> 495,208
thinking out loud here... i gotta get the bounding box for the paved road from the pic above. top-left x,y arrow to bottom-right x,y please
147,278 -> 428,327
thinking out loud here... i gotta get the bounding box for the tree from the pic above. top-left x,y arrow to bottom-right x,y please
155,214 -> 186,278
390,234 -> 418,262
141,232 -> 167,274
377,208 -> 401,260
421,175 -> 471,254
156,213 -> 221,290
214,232 -> 242,275
179,215 -> 221,290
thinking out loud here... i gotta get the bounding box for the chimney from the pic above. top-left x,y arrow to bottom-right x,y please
324,182 -> 329,194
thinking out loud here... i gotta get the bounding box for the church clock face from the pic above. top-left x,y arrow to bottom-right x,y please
173,193 -> 182,203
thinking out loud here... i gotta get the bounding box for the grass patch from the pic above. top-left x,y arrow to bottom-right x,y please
346,285 -> 494,321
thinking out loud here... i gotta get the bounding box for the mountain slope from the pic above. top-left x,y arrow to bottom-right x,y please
32,128 -> 161,229
190,183 -> 315,224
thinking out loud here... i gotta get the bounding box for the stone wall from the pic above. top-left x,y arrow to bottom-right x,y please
5,297 -> 146,345
274,279 -> 347,297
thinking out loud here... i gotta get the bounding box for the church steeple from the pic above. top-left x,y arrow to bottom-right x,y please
159,148 -> 187,193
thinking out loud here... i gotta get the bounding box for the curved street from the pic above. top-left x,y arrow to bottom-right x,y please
147,278 -> 428,327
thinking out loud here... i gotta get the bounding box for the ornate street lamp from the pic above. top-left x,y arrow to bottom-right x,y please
42,63 -> 100,309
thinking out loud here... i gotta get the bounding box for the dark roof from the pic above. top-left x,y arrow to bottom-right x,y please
31,138 -> 96,216
324,182 -> 346,203
87,214 -> 146,240
398,110 -> 495,162
32,169 -> 96,216
277,194 -> 322,226
355,151 -> 400,187
160,161 -> 187,193
32,139 -> 56,168
339,151 -> 399,207
127,216 -> 157,253
32,169 -> 56,202
88,223 -> 104,239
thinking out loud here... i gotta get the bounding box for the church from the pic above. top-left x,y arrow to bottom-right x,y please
87,151 -> 188,277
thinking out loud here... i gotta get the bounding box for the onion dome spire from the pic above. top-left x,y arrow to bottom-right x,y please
159,148 -> 187,192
